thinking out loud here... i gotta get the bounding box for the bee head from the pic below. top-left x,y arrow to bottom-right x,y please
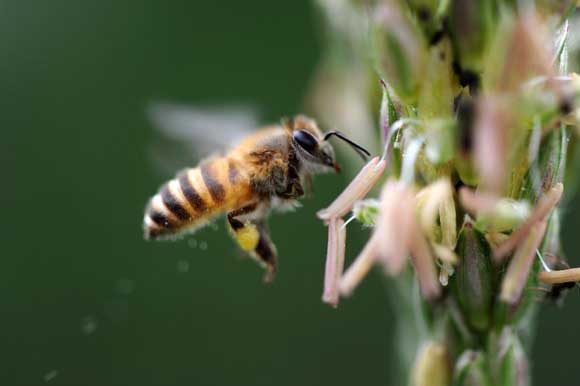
285,115 -> 370,174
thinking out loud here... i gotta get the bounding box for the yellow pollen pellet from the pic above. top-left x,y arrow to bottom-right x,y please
236,224 -> 260,251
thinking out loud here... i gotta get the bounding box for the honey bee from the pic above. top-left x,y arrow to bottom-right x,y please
144,113 -> 369,282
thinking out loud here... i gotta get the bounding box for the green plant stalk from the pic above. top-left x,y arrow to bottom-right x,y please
312,1 -> 579,385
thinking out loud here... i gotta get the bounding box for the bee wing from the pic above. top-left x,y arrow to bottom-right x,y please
147,102 -> 259,174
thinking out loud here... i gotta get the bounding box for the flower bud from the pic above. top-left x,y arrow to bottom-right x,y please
453,350 -> 492,386
520,126 -> 568,204
423,119 -> 456,165
373,0 -> 428,104
494,328 -> 530,386
451,217 -> 494,332
405,0 -> 441,38
483,14 -> 553,94
417,39 -> 456,120
449,0 -> 495,73
411,341 -> 451,386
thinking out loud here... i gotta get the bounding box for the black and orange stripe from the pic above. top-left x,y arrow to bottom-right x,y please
200,162 -> 225,204
143,158 -> 248,240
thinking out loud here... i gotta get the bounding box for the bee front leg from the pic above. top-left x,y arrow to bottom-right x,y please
227,204 -> 278,282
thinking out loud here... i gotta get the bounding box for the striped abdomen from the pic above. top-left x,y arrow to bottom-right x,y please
144,157 -> 252,239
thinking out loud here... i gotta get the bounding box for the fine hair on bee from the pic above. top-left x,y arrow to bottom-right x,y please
143,114 -> 369,282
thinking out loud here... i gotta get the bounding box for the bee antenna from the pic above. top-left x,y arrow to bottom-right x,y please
323,130 -> 371,161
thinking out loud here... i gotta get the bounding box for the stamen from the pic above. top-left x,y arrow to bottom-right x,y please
317,157 -> 386,221
473,97 -> 509,196
409,229 -> 442,300
416,179 -> 455,247
339,234 -> 379,297
538,268 -> 580,285
322,218 -> 347,307
375,180 -> 415,275
500,221 -> 547,305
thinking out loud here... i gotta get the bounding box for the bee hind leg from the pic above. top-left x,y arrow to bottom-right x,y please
251,223 -> 277,283
227,204 -> 278,282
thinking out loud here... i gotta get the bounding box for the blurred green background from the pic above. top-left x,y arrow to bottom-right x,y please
3,1 -> 580,385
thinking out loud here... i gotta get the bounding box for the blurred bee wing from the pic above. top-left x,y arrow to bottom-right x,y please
147,102 -> 259,174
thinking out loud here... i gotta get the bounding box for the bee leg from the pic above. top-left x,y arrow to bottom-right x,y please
227,203 -> 261,251
277,165 -> 304,199
252,222 -> 278,283
226,204 -> 277,282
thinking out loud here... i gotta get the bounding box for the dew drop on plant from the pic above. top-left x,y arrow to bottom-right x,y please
188,239 -> 198,249
199,241 -> 208,251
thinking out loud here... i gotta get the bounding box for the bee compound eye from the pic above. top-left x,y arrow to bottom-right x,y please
293,130 -> 318,154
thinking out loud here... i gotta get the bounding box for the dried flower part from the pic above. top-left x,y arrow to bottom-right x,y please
452,218 -> 494,332
538,267 -> 580,284
473,96 -> 511,196
375,180 -> 416,275
494,183 -> 563,261
317,157 -> 386,221
322,218 -> 346,307
500,221 -> 547,305
339,234 -> 379,297
409,228 -> 441,300
411,342 -> 450,386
